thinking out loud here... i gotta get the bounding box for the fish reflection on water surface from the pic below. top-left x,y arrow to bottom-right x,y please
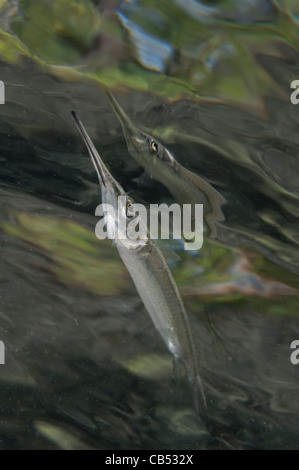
103,87 -> 225,240
102,88 -> 299,281
71,111 -> 207,415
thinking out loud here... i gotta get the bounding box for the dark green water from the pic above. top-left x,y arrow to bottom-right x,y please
0,0 -> 299,450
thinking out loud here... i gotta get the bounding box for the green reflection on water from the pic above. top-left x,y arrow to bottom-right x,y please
2,210 -> 129,296
0,0 -> 298,109
1,208 -> 298,314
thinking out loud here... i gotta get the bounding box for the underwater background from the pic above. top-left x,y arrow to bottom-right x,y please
1,0 -> 299,449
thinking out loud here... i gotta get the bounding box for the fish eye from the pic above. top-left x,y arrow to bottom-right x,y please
126,201 -> 135,218
150,140 -> 159,154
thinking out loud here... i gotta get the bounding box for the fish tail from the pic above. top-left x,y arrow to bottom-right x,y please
190,373 -> 207,417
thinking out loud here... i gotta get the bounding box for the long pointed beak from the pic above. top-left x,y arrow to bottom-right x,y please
102,86 -> 143,142
71,111 -> 119,193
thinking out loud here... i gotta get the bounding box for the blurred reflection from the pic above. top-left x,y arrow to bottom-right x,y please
104,87 -> 225,239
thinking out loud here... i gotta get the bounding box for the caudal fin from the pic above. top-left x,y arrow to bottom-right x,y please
191,374 -> 207,417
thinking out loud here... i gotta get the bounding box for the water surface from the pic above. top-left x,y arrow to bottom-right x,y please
0,0 -> 299,450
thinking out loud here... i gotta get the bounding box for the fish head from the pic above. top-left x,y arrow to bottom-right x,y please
125,128 -> 176,170
72,111 -> 148,249
104,88 -> 176,169
71,111 -> 124,205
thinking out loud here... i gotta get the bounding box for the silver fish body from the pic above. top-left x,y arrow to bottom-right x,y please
117,241 -> 206,411
71,110 -> 207,413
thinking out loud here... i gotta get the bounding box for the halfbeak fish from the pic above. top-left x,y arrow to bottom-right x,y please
103,87 -> 225,239
71,111 -> 207,414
